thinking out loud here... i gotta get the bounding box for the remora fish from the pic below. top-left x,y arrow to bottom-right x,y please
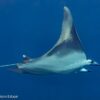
0,6 -> 99,74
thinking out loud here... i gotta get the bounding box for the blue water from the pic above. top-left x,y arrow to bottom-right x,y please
0,0 -> 100,100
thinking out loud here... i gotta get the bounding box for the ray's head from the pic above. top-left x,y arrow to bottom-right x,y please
87,59 -> 99,66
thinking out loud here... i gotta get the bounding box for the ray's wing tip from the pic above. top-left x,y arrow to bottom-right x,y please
64,6 -> 69,11
63,6 -> 71,17
64,6 -> 67,9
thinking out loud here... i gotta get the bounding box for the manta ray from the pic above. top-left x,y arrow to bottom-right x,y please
0,6 -> 99,74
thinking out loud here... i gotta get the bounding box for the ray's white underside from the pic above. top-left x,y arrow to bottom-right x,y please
18,52 -> 88,73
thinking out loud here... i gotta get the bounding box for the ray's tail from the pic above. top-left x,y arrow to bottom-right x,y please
0,63 -> 17,68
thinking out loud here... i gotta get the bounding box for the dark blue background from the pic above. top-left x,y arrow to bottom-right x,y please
0,0 -> 100,100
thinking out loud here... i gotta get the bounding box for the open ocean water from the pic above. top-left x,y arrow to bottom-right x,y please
0,0 -> 100,100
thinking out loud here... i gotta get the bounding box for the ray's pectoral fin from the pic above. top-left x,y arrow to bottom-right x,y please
43,6 -> 86,57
